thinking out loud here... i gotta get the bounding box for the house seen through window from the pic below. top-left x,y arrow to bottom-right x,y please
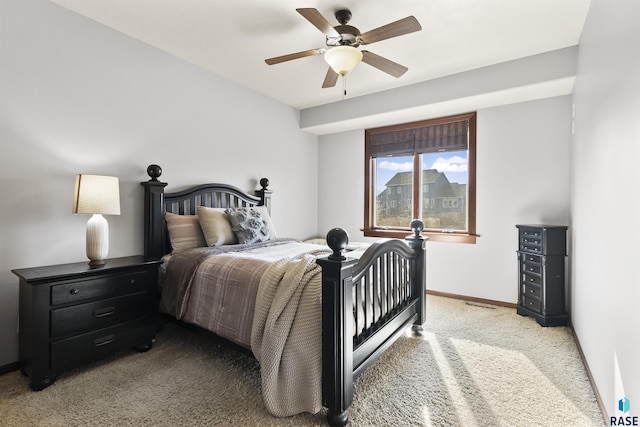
364,112 -> 477,243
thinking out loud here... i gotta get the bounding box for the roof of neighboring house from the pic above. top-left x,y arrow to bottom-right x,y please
385,169 -> 446,186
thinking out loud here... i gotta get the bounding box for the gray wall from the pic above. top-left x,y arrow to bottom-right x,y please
0,0 -> 318,366
571,0 -> 640,419
317,96 -> 572,306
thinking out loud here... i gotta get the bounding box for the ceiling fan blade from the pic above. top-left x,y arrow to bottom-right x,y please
265,48 -> 325,65
361,51 -> 408,78
296,8 -> 341,38
359,16 -> 422,45
322,67 -> 339,88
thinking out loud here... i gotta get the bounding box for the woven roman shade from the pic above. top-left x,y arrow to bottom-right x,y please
368,120 -> 469,157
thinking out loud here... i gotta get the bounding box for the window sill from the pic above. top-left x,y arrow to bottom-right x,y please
363,229 -> 477,244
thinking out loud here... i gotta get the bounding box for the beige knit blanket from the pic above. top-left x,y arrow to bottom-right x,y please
250,248 -> 330,417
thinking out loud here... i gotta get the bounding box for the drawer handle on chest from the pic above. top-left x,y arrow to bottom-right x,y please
130,278 -> 135,285
69,288 -> 79,295
94,307 -> 116,318
94,334 -> 115,347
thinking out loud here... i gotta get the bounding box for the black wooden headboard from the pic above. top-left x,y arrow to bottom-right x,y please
140,164 -> 272,260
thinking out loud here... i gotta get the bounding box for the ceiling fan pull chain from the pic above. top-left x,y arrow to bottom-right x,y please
343,75 -> 347,99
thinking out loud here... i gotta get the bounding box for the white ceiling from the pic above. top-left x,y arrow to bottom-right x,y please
49,0 -> 591,110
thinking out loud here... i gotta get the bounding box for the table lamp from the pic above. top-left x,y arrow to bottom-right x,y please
72,174 -> 121,265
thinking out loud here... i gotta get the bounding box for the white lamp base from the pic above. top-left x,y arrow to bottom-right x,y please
86,214 -> 109,265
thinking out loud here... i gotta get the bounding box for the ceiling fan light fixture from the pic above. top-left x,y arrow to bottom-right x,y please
324,46 -> 363,76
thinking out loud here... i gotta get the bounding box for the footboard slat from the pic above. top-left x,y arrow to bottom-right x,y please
355,249 -> 415,344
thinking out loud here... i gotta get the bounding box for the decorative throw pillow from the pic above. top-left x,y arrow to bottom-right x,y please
164,213 -> 206,251
197,206 -> 237,246
225,206 -> 277,244
253,205 -> 277,239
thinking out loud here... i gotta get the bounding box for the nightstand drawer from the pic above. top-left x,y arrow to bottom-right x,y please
50,319 -> 154,372
51,292 -> 151,338
51,271 -> 150,306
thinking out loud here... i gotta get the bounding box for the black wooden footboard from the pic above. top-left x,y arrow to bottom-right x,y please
317,221 -> 427,426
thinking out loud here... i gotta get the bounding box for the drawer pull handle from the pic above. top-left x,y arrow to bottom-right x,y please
94,307 -> 116,318
130,279 -> 136,285
94,334 -> 115,347
69,288 -> 79,295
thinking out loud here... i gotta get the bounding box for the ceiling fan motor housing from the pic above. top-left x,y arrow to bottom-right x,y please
328,25 -> 360,46
326,9 -> 361,47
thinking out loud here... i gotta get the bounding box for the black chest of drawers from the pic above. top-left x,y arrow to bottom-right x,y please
12,256 -> 162,390
516,225 -> 568,327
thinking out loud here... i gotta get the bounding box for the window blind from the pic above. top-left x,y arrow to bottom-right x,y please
368,120 -> 469,158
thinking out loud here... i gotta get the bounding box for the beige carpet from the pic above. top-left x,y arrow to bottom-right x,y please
0,296 -> 604,426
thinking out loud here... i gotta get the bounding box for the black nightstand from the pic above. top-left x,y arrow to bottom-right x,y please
12,255 -> 162,391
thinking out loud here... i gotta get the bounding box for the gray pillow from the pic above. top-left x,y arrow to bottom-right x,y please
225,207 -> 276,244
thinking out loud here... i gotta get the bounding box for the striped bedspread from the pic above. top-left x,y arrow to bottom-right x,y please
159,239 -> 368,417
159,239 -> 329,349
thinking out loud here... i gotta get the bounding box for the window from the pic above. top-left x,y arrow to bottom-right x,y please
364,112 -> 477,243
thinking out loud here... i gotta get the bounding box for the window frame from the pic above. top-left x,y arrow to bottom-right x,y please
364,112 -> 477,244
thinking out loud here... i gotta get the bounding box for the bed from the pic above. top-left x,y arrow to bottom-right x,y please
141,164 -> 427,426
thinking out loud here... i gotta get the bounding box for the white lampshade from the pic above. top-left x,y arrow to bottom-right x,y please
72,175 -> 121,215
324,46 -> 363,76
72,175 -> 121,265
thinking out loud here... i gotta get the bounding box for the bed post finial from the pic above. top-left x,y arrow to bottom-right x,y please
146,164 -> 162,182
410,219 -> 424,238
326,228 -> 349,261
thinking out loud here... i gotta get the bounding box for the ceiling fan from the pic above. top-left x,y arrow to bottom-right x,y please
265,8 -> 422,89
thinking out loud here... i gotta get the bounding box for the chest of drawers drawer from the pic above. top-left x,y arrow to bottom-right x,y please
522,271 -> 541,286
521,294 -> 541,313
522,283 -> 541,299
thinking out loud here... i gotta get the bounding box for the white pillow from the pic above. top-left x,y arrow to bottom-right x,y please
196,206 -> 237,246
